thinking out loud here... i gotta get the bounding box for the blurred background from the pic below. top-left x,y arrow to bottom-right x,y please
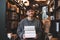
0,0 -> 60,40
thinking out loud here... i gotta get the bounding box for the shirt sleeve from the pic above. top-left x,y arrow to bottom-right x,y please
38,20 -> 42,33
17,21 -> 24,39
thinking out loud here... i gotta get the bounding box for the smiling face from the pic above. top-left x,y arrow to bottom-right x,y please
26,9 -> 35,17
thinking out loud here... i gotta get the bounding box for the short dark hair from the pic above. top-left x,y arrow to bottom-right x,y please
26,6 -> 35,11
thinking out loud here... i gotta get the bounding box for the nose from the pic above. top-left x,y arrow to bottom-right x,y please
30,12 -> 34,14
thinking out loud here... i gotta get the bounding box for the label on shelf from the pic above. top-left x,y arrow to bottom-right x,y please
56,22 -> 59,32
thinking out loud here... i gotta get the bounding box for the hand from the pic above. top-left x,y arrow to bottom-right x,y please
48,35 -> 52,40
34,34 -> 38,39
23,34 -> 26,39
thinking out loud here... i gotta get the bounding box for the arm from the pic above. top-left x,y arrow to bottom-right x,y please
38,20 -> 42,33
17,21 -> 24,39
37,20 -> 43,40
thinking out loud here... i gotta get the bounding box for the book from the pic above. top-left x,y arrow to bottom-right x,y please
24,26 -> 36,38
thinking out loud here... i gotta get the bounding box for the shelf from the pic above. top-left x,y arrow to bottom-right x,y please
7,19 -> 18,21
7,8 -> 17,12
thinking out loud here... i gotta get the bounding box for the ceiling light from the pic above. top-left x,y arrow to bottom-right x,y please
35,4 -> 39,6
35,0 -> 46,1
22,0 -> 28,3
33,4 -> 35,7
24,1 -> 29,6
50,7 -> 53,12
35,0 -> 40,1
47,0 -> 50,5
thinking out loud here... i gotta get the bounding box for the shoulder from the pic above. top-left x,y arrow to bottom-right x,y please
19,18 -> 27,24
34,18 -> 42,25
35,18 -> 40,22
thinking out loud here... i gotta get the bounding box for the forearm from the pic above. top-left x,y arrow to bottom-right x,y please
17,22 -> 24,39
17,28 -> 23,38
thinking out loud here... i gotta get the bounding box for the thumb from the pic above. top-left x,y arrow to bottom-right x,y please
23,34 -> 25,39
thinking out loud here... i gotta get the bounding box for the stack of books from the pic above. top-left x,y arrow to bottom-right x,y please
24,26 -> 36,38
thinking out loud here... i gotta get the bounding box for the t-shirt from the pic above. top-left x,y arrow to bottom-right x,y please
17,18 -> 42,39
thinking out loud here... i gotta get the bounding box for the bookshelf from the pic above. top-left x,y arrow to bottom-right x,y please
6,1 -> 19,34
50,0 -> 60,38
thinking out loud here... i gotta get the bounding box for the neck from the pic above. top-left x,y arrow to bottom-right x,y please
27,16 -> 34,21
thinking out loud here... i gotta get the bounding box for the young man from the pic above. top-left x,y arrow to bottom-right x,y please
17,6 -> 42,40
